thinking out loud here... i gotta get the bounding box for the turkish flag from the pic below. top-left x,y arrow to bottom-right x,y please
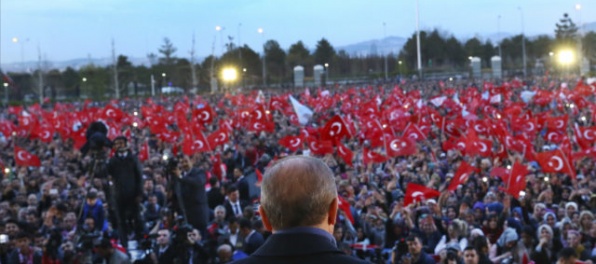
338,196 -> 355,224
505,162 -> 529,199
250,105 -> 270,121
307,138 -> 334,156
248,120 -> 275,133
544,115 -> 568,131
138,141 -> 149,162
362,148 -> 388,165
404,183 -> 440,206
278,136 -> 303,152
575,125 -> 596,149
32,125 -> 54,143
544,129 -> 564,144
269,95 -> 289,111
336,141 -> 354,166
101,104 -> 124,121
14,146 -> 41,167
207,128 -> 229,148
192,103 -> 214,124
402,123 -> 427,141
536,149 -> 576,179
465,130 -> 493,157
385,136 -> 416,157
321,115 -> 352,141
447,161 -> 476,191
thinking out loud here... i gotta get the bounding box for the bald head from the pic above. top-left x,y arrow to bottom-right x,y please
260,155 -> 337,230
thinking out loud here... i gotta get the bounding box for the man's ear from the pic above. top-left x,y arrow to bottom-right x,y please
328,197 -> 338,227
259,206 -> 273,232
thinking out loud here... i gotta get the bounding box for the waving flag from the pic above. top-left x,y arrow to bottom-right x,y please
536,149 -> 576,179
289,95 -> 313,125
404,183 -> 440,206
447,161 -> 476,191
14,146 -> 41,167
505,162 -> 529,199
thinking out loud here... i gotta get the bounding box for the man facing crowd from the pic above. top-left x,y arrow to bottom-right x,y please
231,155 -> 368,264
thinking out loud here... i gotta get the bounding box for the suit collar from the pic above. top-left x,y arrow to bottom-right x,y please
252,232 -> 342,257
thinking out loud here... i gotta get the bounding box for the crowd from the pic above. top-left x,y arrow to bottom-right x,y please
0,75 -> 595,264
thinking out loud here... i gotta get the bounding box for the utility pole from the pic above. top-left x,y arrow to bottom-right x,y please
383,22 -> 388,80
416,0 -> 422,79
189,33 -> 198,93
37,45 -> 43,104
112,39 -> 120,99
210,36 -> 218,93
518,7 -> 527,77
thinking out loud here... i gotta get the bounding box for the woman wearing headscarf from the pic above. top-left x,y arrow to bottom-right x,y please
531,224 -> 561,264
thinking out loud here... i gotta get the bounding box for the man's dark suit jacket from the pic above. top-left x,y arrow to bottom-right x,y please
224,199 -> 249,221
229,232 -> 369,264
243,231 -> 265,255
236,176 -> 250,203
178,167 -> 209,232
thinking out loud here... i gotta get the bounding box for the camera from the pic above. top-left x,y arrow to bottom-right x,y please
81,121 -> 113,156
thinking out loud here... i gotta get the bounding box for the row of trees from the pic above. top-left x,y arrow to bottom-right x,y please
3,14 -> 595,101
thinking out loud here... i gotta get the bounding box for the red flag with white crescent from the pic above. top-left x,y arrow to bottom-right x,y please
14,146 -> 41,167
404,183 -> 440,206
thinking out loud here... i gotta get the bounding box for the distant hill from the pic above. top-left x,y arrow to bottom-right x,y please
335,36 -> 407,57
584,21 -> 596,33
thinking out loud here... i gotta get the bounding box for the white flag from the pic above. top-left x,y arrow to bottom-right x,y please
289,95 -> 313,125
430,96 -> 447,107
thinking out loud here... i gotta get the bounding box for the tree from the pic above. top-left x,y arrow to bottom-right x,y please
117,55 -> 133,95
62,67 -> 80,98
287,41 -> 311,67
264,40 -> 287,82
583,32 -> 596,65
158,38 -> 178,65
444,36 -> 465,67
481,40 -> 496,68
464,37 -> 483,58
555,13 -> 578,44
313,38 -> 336,65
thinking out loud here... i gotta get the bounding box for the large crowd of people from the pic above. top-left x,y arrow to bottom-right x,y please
0,75 -> 595,264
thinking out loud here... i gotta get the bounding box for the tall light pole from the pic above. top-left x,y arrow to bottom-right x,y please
497,15 -> 502,58
258,28 -> 266,87
324,63 -> 329,84
518,7 -> 527,77
415,0 -> 422,78
162,73 -> 167,88
576,3 -> 583,75
12,37 -> 28,72
383,22 -> 388,80
216,25 -> 225,55
3,82 -> 8,105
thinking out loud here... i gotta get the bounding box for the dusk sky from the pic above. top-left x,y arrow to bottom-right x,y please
0,0 -> 592,64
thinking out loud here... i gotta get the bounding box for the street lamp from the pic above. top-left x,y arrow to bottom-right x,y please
576,3 -> 583,74
518,7 -> 527,77
324,63 -> 329,84
383,22 -> 388,80
81,77 -> 87,98
161,73 -> 167,87
258,27 -> 266,87
12,37 -> 28,71
216,25 -> 225,55
3,82 -> 8,105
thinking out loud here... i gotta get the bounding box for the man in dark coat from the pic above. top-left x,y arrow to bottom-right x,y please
230,156 -> 368,264
172,156 -> 209,236
106,136 -> 144,250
